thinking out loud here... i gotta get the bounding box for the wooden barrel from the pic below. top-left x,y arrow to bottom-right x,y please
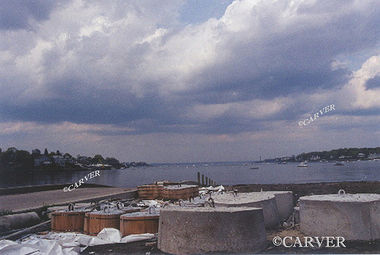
84,207 -> 141,235
84,210 -> 124,235
120,211 -> 159,236
51,210 -> 87,232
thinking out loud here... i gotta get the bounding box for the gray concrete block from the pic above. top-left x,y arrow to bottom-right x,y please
158,207 -> 267,254
213,192 -> 280,228
261,191 -> 294,221
370,200 -> 380,240
294,206 -> 300,224
300,193 -> 380,241
0,212 -> 40,231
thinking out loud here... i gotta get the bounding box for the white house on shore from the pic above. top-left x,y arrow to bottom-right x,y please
34,155 -> 52,167
368,153 -> 380,160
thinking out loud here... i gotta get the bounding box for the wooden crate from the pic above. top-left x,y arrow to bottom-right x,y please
51,211 -> 86,232
120,214 -> 159,236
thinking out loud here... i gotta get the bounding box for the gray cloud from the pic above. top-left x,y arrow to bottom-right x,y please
0,0 -> 69,30
0,0 -> 379,138
365,75 -> 380,90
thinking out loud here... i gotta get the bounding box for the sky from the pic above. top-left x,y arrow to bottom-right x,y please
0,0 -> 379,163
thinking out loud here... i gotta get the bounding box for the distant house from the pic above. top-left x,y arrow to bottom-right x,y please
63,154 -> 75,164
53,155 -> 66,167
310,155 -> 320,161
89,163 -> 112,170
77,156 -> 91,165
357,153 -> 366,158
34,155 -> 52,167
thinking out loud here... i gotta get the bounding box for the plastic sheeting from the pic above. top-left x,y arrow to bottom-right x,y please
0,238 -> 80,255
199,185 -> 225,195
137,200 -> 159,207
0,228 -> 155,255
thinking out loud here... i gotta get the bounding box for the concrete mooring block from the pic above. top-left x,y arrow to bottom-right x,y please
300,193 -> 380,241
260,191 -> 294,221
213,192 -> 280,228
293,206 -> 300,224
158,207 -> 267,254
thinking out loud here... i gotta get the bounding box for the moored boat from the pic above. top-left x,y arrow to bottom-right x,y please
297,161 -> 308,167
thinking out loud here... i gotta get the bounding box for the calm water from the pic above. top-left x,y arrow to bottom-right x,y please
1,160 -> 379,188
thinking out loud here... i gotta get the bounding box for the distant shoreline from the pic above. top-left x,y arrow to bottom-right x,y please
0,165 -> 150,173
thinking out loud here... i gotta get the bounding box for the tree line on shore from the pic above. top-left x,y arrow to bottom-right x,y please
264,147 -> 380,163
0,147 -> 149,171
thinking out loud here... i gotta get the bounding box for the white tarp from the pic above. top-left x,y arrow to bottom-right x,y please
199,185 -> 225,195
121,233 -> 155,243
0,238 -> 80,255
138,200 -> 159,207
0,228 -> 155,255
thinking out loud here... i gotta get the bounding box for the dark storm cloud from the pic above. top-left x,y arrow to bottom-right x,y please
0,85 -> 175,125
0,0 -> 68,30
183,68 -> 350,104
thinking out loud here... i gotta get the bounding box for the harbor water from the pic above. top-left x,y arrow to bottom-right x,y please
1,160 -> 379,188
